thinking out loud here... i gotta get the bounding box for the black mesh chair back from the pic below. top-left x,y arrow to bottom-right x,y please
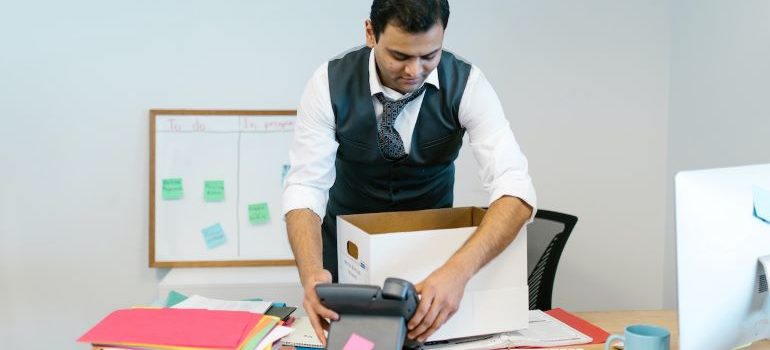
526,209 -> 578,310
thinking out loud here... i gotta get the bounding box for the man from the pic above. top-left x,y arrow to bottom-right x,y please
283,0 -> 536,344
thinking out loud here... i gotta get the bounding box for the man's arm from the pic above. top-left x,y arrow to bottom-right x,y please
282,62 -> 339,345
407,195 -> 532,342
285,208 -> 338,346
408,65 -> 536,342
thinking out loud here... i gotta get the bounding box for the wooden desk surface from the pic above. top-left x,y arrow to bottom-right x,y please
576,310 -> 677,350
574,310 -> 770,350
279,309 -> 770,350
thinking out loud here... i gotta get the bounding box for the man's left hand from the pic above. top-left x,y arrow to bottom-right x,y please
407,264 -> 471,342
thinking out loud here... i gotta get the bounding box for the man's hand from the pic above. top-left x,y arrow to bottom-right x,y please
406,196 -> 531,342
302,269 -> 339,346
407,264 -> 471,342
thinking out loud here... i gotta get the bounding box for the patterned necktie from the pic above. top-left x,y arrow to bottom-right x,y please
374,84 -> 427,160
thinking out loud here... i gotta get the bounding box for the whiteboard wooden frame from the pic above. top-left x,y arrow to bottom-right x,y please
149,109 -> 297,268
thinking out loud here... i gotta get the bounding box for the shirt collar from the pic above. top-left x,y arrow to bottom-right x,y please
368,48 -> 440,98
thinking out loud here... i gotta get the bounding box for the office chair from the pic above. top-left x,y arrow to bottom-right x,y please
526,209 -> 578,310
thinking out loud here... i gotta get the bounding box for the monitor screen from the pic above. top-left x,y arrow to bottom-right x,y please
676,164 -> 770,350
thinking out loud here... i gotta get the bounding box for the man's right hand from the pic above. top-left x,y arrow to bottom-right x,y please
302,269 -> 339,346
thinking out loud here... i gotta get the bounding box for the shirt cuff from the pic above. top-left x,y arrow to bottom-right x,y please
488,176 -> 538,223
282,184 -> 329,220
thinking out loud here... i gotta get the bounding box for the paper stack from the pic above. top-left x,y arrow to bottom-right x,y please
79,308 -> 292,350
423,309 -> 607,349
78,295 -> 295,350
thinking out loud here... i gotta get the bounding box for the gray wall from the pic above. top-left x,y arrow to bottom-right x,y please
0,0 -> 681,348
664,0 -> 770,307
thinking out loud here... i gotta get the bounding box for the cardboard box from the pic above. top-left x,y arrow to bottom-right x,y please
337,207 -> 528,341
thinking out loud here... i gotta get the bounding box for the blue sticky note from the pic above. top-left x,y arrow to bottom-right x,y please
754,185 -> 770,224
201,223 -> 227,249
281,164 -> 291,184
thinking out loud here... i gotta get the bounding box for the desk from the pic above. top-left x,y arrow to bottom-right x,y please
575,310 -> 770,350
281,310 -> 770,349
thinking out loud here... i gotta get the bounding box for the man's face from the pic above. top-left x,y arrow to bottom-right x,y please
366,20 -> 444,94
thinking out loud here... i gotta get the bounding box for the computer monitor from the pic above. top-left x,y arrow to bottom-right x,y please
676,164 -> 770,350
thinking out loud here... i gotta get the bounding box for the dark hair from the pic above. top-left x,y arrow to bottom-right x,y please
370,0 -> 450,41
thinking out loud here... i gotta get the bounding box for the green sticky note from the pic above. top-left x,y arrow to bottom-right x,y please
204,180 -> 225,202
249,203 -> 270,224
165,290 -> 188,307
162,178 -> 183,200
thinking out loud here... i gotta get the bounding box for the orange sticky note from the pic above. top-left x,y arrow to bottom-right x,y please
343,333 -> 375,350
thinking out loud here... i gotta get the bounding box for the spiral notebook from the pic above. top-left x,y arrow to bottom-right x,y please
281,316 -> 324,348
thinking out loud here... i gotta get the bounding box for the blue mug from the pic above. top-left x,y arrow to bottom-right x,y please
605,324 -> 670,350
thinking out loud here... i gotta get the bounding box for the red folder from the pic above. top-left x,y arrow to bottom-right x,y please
545,308 -> 609,345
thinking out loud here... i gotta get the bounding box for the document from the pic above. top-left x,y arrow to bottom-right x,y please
424,310 -> 592,349
171,294 -> 272,314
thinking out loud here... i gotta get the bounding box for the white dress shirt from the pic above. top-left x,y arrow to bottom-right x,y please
283,49 -> 536,219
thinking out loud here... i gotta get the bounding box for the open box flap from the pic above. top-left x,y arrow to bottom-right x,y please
339,207 -> 487,234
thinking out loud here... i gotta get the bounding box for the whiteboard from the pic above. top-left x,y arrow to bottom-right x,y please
150,110 -> 296,267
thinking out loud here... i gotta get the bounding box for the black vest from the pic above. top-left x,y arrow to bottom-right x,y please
322,46 -> 471,281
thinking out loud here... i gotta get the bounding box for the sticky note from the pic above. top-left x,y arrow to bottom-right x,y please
249,203 -> 270,224
281,164 -> 291,184
165,290 -> 189,307
204,180 -> 225,202
201,223 -> 227,249
343,333 -> 375,350
754,185 -> 770,224
162,178 -> 183,200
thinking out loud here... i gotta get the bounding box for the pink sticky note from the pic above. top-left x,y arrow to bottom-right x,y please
342,332 -> 375,350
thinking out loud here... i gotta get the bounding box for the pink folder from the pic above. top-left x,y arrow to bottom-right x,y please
78,308 -> 263,348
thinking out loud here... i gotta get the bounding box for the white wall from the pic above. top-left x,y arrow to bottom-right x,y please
479,1 -> 671,311
0,1 -> 369,348
0,1 -> 671,348
664,0 -> 770,307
